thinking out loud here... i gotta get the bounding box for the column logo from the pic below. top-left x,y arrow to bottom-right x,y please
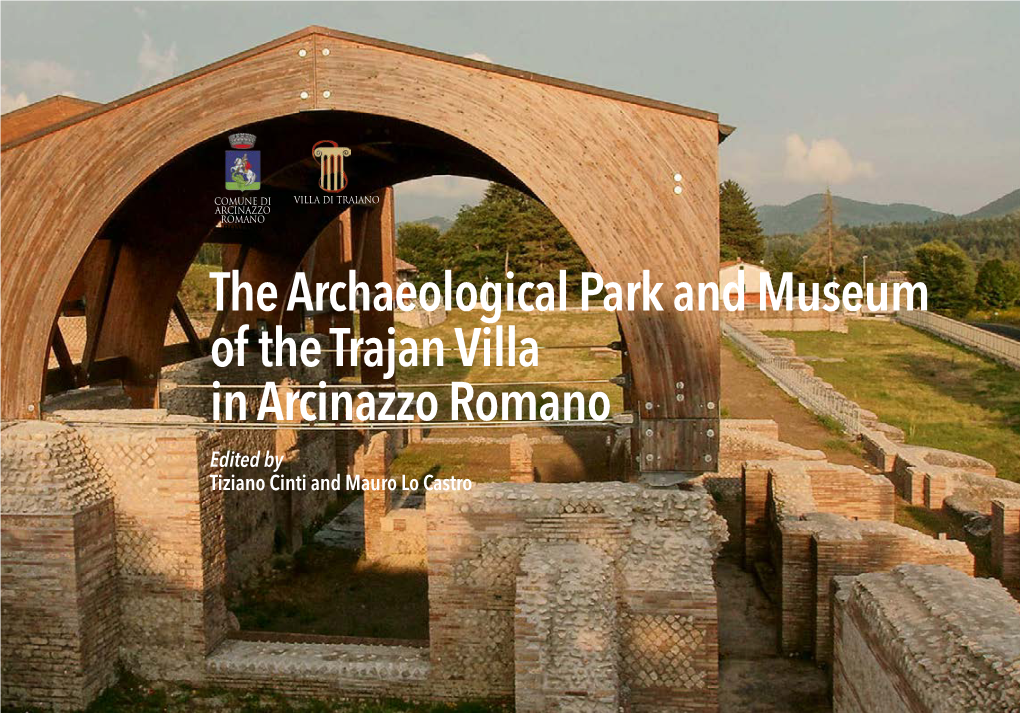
313,140 -> 351,192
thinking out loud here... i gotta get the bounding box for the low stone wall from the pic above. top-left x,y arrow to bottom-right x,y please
747,460 -> 971,661
394,303 -> 447,329
427,483 -> 728,711
727,306 -> 848,333
1,414 -> 231,708
831,565 -> 1020,712
992,499 -> 1020,590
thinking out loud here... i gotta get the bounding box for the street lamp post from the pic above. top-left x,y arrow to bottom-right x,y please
862,254 -> 868,312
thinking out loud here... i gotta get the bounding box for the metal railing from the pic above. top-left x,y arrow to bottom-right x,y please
896,310 -> 1020,369
722,321 -> 863,435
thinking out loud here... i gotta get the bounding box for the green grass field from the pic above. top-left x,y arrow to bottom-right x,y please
769,320 -> 1020,481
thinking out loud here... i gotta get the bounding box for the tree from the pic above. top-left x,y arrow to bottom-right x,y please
975,258 -> 1020,309
798,188 -> 859,283
719,180 -> 765,262
907,241 -> 976,318
765,246 -> 802,280
396,222 -> 443,284
439,183 -> 590,291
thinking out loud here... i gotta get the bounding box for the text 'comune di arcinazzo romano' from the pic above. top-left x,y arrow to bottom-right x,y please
206,268 -> 927,424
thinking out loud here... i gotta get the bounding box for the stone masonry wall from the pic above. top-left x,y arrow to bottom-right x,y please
832,565 -> 1020,713
992,499 -> 1020,590
1,421 -> 120,711
515,542 -> 618,712
761,464 -> 971,660
48,410 -> 230,683
427,482 -> 727,711
162,354 -> 338,591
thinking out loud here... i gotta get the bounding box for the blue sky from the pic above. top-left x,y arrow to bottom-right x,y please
2,2 -> 1017,220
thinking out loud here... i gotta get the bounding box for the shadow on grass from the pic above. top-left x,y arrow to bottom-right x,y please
77,669 -> 510,713
891,352 -> 1020,435
231,544 -> 429,640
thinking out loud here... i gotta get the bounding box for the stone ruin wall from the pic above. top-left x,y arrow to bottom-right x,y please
741,459 -> 973,662
1,413 -> 729,712
725,306 -> 848,332
426,483 -> 728,711
861,427 -> 1020,590
831,565 -> 1020,713
160,348 -> 339,592
1,416 -> 230,710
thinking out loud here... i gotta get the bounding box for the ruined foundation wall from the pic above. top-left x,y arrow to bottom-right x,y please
992,498 -> 1020,589
427,482 -> 727,711
1,422 -> 120,711
832,565 -> 1020,713
53,411 -> 230,682
162,352 -> 338,590
762,465 -> 972,660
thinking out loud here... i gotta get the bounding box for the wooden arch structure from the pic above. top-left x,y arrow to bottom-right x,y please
1,26 -> 730,478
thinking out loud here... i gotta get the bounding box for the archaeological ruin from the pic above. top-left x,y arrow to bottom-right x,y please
2,25 -> 1019,713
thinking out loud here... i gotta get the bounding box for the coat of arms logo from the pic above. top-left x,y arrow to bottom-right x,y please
226,133 -> 260,191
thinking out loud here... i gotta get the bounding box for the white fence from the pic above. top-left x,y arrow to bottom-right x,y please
722,321 -> 863,435
896,310 -> 1020,369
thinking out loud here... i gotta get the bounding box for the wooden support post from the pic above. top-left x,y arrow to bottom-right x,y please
354,189 -> 396,385
49,323 -> 78,388
172,297 -> 205,357
307,211 -> 355,376
77,240 -> 121,385
208,244 -> 250,342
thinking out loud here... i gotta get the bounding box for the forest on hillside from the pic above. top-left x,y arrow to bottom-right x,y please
766,214 -> 1020,276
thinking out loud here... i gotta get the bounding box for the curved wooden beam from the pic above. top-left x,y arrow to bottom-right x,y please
2,28 -> 721,473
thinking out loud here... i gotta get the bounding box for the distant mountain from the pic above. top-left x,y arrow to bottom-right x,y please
756,194 -> 948,236
401,215 -> 453,234
962,188 -> 1020,220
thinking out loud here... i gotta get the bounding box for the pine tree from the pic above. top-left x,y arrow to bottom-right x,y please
719,180 -> 765,262
439,183 -> 590,291
799,188 -> 859,282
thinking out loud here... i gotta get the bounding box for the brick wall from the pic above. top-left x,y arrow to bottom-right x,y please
515,542 -> 618,712
427,482 -> 727,710
360,432 -> 392,561
1,421 -> 120,710
761,463 -> 971,661
509,433 -> 535,483
49,410 -> 231,682
992,499 -> 1020,590
831,565 -> 1020,713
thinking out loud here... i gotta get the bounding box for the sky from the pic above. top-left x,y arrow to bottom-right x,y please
2,2 -> 1018,221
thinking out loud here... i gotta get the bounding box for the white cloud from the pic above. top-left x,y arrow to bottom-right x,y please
1,59 -> 80,101
464,52 -> 493,63
784,134 -> 875,185
1,85 -> 30,114
137,33 -> 179,88
133,6 -> 147,19
396,175 -> 489,200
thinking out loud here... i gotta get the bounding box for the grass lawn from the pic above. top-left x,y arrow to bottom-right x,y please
392,306 -> 623,414
768,320 -> 1020,481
